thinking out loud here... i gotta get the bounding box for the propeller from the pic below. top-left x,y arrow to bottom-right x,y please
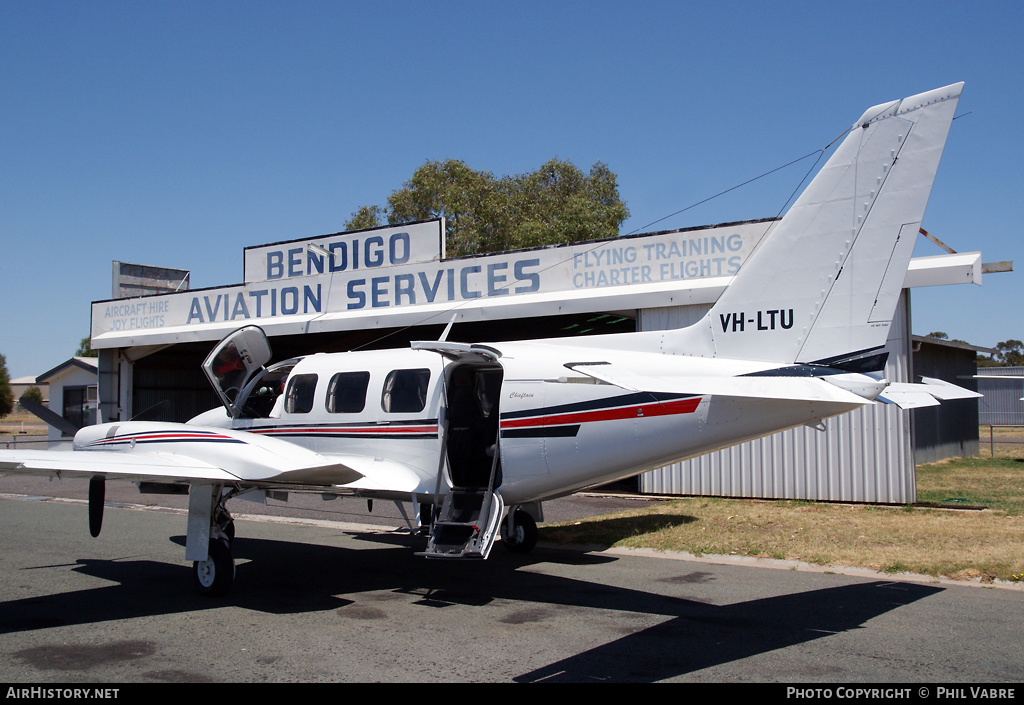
18,395 -> 107,537
89,476 -> 105,537
17,395 -> 82,437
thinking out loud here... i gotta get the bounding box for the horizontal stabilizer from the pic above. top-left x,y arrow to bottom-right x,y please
917,376 -> 983,400
569,364 -> 869,405
875,389 -> 940,409
877,377 -> 981,409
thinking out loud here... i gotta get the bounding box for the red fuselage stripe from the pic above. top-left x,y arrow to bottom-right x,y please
251,426 -> 438,435
501,397 -> 700,429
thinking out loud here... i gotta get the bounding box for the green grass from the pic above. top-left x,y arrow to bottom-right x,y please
538,454 -> 1024,584
915,455 -> 1024,516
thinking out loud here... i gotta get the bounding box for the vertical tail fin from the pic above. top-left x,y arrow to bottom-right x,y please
667,83 -> 963,364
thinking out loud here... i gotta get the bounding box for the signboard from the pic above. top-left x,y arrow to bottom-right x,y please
112,261 -> 190,298
91,219 -> 775,345
243,220 -> 445,283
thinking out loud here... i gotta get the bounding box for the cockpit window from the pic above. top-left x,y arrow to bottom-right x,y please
381,369 -> 430,413
326,371 -> 370,413
237,361 -> 296,419
284,374 -> 318,414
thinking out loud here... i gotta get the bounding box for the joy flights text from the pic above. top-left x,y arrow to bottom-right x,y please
6,688 -> 119,700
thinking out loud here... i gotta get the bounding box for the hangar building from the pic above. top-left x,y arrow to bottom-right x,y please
88,217 -> 992,505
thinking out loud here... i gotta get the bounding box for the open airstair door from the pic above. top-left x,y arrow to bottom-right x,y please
420,357 -> 505,559
202,325 -> 274,419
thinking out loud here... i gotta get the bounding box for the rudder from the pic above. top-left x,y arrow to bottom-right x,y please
665,83 -> 963,364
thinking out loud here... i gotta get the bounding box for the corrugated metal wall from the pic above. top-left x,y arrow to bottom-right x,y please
978,367 -> 1024,426
911,340 -> 980,463
636,293 -> 916,504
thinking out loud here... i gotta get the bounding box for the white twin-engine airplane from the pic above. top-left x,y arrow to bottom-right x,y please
1,83 -> 980,596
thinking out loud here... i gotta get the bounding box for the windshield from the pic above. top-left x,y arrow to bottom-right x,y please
201,326 -> 273,417
236,360 -> 299,418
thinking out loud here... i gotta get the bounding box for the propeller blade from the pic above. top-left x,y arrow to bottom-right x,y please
89,476 -> 105,538
18,396 -> 82,437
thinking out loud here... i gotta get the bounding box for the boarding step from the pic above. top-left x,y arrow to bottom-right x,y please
417,490 -> 504,560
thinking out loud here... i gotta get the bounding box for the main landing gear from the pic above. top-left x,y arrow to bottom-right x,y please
188,485 -> 237,597
193,535 -> 234,597
500,507 -> 538,554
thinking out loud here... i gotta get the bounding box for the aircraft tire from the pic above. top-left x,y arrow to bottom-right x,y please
501,510 -> 537,554
193,538 -> 235,597
215,507 -> 236,546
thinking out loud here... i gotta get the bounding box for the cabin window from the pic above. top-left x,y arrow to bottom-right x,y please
381,368 -> 430,413
284,374 -> 318,414
326,371 -> 370,413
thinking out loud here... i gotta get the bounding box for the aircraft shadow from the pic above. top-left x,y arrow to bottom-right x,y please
537,512 -> 697,546
0,528 -> 942,682
0,532 -> 612,635
512,579 -> 943,682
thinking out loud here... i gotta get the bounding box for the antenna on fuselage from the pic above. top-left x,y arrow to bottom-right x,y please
438,313 -> 458,342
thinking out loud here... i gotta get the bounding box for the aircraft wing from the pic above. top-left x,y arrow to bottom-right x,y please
325,454 -> 432,496
567,364 -> 870,404
0,448 -> 243,483
0,421 -> 365,489
0,447 -> 366,488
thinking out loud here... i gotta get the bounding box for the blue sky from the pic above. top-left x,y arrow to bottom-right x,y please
1,0 -> 1021,379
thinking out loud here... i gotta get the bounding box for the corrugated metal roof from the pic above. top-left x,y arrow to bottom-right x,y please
912,335 -> 996,355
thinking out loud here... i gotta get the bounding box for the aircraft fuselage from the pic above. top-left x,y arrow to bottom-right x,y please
182,341 -> 862,505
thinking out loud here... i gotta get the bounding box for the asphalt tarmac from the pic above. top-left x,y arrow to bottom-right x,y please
0,469 -> 658,528
1,473 -> 1023,685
